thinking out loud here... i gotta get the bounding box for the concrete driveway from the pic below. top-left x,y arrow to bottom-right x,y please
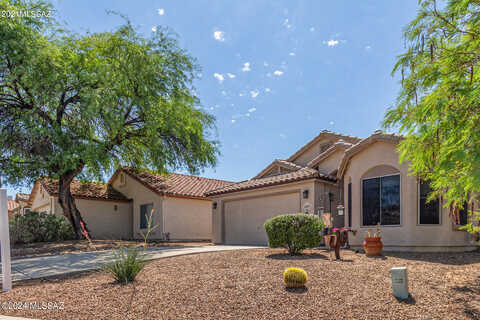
0,245 -> 263,282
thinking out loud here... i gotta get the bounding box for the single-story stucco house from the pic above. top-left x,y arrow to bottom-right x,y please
207,129 -> 478,252
28,168 -> 233,240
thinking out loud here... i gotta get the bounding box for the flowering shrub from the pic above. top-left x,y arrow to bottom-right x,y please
264,213 -> 324,255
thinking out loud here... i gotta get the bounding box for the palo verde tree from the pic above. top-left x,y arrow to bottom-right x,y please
0,0 -> 218,238
383,0 -> 480,238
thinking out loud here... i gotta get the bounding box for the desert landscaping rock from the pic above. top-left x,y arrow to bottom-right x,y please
0,249 -> 479,320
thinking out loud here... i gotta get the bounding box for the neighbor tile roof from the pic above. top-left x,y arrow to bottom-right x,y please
38,178 -> 129,202
206,167 -> 336,196
15,193 -> 30,202
118,168 -> 234,199
7,199 -> 19,212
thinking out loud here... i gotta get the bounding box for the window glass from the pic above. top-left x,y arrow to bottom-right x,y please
458,202 -> 469,226
362,175 -> 401,226
362,177 -> 380,226
419,181 -> 440,224
140,203 -> 153,229
381,175 -> 401,225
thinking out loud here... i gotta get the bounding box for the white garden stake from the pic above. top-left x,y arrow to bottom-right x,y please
0,189 -> 12,291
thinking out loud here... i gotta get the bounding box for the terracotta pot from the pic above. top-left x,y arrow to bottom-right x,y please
363,237 -> 383,256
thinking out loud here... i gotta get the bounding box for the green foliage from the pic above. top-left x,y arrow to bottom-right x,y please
9,211 -> 75,244
264,213 -> 324,255
283,267 -> 308,288
103,248 -> 147,284
383,0 -> 480,239
0,0 -> 218,236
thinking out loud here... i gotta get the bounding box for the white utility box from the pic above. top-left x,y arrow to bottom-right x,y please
390,266 -> 409,300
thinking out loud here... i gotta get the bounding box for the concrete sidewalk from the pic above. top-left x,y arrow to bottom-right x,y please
0,245 -> 263,282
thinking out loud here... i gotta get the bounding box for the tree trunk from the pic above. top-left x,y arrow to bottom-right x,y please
57,165 -> 91,240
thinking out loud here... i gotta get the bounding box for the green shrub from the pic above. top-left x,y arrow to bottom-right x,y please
9,211 -> 75,244
103,248 -> 147,284
264,213 -> 324,255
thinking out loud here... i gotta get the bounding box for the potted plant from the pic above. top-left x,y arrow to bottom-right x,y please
363,223 -> 383,256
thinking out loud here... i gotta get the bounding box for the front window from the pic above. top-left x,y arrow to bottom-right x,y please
140,203 -> 153,229
418,181 -> 440,225
457,202 -> 469,226
362,174 -> 401,226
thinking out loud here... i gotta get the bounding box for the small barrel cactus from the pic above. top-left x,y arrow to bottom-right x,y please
283,267 -> 308,287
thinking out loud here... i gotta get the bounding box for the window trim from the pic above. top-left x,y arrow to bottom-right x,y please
417,182 -> 441,226
361,173 -> 402,227
139,203 -> 153,230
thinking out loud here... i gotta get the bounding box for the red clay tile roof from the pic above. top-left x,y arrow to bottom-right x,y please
15,193 -> 30,202
118,168 -> 234,199
206,167 -> 336,196
38,178 -> 129,202
7,199 -> 19,212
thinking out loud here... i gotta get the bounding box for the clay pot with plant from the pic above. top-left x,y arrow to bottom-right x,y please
363,223 -> 383,256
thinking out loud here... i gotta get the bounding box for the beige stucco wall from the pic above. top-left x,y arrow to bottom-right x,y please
111,172 -> 163,240
53,198 -> 132,239
31,185 -> 53,213
162,196 -> 211,240
211,180 -> 316,245
316,149 -> 344,174
293,138 -> 334,166
343,141 -> 477,252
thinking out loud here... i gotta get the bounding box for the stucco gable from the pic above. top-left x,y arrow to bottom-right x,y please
337,130 -> 403,180
253,159 -> 303,179
286,130 -> 361,166
307,140 -> 352,171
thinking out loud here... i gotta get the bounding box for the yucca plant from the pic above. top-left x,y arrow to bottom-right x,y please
103,248 -> 147,284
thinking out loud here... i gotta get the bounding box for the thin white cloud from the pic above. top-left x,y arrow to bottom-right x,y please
289,52 -> 296,56
263,61 -> 269,67
273,70 -> 284,76
265,88 -> 271,93
283,18 -> 292,29
248,107 -> 257,113
245,113 -> 250,117
227,73 -> 236,78
213,30 -> 225,42
310,26 -> 315,32
231,119 -> 236,124
157,8 -> 165,15
279,133 -> 287,139
365,45 -> 372,50
329,121 -> 335,125
242,62 -> 251,72
327,40 -> 339,47
151,26 -> 157,32
213,73 -> 224,83
239,92 -> 245,97
221,90 -> 227,96
250,89 -> 259,99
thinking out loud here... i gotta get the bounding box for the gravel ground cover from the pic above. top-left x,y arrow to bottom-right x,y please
11,240 -> 211,259
1,249 -> 479,320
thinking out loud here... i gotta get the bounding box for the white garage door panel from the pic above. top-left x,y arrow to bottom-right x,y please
224,192 -> 300,245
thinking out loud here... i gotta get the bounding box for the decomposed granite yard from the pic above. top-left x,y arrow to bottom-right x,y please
1,249 -> 479,320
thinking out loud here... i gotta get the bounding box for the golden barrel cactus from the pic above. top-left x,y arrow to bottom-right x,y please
283,267 -> 308,288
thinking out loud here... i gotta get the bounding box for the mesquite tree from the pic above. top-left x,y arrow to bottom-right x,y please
0,0 -> 218,238
383,0 -> 480,237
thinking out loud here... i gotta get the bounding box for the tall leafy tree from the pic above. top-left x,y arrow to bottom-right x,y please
0,0 -> 218,238
383,0 -> 480,238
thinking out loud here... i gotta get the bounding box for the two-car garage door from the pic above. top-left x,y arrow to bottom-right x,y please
224,192 -> 300,245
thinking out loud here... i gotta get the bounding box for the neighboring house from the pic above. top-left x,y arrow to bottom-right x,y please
7,199 -> 20,219
27,169 -> 233,241
207,129 -> 477,252
28,179 -> 133,239
109,168 -> 233,240
15,193 -> 31,214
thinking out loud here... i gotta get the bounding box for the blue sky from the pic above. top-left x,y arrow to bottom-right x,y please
6,0 -> 419,197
